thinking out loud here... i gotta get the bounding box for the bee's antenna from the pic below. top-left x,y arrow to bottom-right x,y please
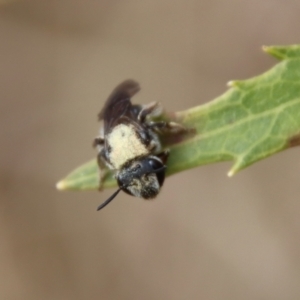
97,187 -> 123,211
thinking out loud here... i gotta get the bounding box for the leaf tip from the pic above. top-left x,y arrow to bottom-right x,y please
262,45 -> 270,53
262,45 -> 286,60
56,180 -> 67,191
228,159 -> 243,177
227,80 -> 243,88
227,169 -> 235,177
227,80 -> 235,87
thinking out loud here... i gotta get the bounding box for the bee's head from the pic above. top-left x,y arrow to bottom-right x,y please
97,156 -> 166,211
118,157 -> 166,198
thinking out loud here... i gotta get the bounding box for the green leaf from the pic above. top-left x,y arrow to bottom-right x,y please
57,44 -> 300,191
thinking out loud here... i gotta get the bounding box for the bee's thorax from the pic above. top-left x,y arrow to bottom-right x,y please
107,124 -> 149,169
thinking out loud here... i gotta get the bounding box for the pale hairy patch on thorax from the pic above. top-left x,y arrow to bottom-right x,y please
107,124 -> 148,169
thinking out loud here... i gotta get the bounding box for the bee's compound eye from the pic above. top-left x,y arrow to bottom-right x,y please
148,159 -> 163,171
148,159 -> 165,186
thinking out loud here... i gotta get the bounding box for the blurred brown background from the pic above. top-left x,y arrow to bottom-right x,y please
1,0 -> 300,299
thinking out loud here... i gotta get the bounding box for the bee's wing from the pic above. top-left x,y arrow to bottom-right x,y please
98,80 -> 140,133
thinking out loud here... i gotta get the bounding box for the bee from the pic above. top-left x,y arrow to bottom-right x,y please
94,80 -> 187,211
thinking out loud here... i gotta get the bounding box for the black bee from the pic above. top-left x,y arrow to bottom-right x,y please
94,80 -> 186,210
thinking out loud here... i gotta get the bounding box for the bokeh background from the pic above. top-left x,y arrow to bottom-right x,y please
1,1 -> 300,299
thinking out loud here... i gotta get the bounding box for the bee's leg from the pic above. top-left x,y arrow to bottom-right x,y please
149,121 -> 188,134
97,151 -> 108,191
94,137 -> 107,190
157,150 -> 170,164
93,136 -> 104,148
137,102 -> 163,122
